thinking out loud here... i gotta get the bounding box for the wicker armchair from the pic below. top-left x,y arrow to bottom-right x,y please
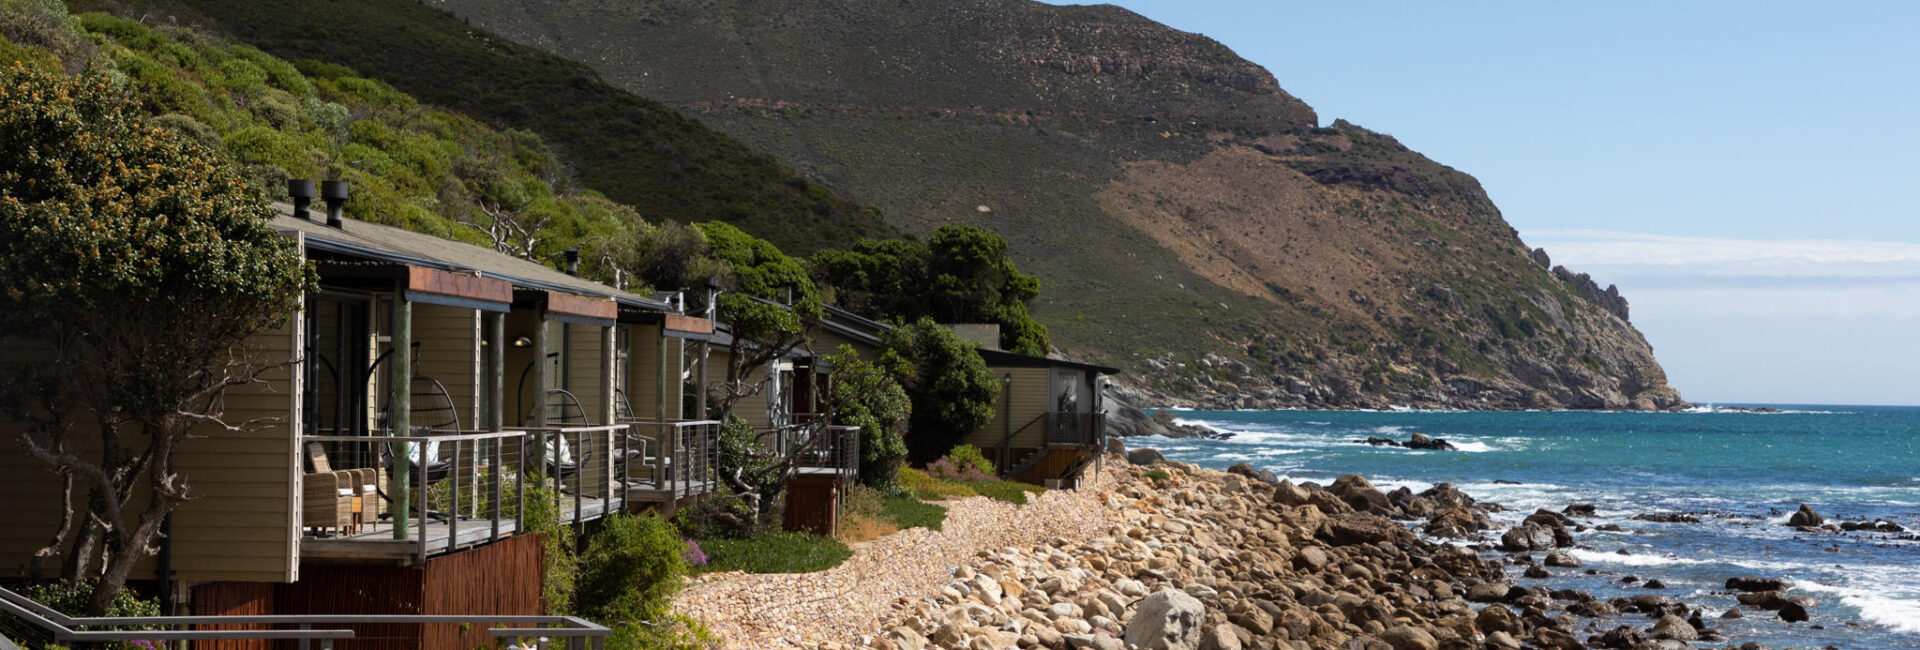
304,442 -> 377,535
302,471 -> 355,534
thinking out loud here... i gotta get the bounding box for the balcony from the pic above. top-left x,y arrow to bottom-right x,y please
616,419 -> 722,502
299,424 -> 635,563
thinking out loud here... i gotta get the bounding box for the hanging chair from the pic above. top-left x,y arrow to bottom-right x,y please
374,374 -> 462,518
527,388 -> 595,488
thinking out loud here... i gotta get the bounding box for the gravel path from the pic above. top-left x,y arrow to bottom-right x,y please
674,469 -> 1119,649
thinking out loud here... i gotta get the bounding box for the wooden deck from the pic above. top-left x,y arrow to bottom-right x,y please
302,494 -> 616,561
628,480 -> 716,503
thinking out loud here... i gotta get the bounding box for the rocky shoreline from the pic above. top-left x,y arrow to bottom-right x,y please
835,453 -> 1834,650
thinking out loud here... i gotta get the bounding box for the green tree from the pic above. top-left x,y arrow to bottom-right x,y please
0,64 -> 314,613
697,222 -> 823,416
814,225 -> 1049,355
821,346 -> 911,489
881,319 -> 998,464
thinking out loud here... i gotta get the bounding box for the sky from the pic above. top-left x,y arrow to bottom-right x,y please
1051,1 -> 1920,405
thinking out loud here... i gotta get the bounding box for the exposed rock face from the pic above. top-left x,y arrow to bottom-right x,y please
437,0 -> 1687,412
1554,266 -> 1631,322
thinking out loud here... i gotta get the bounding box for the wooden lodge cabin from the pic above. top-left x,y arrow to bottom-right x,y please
703,319 -> 859,536
0,181 -> 715,649
816,307 -> 1116,487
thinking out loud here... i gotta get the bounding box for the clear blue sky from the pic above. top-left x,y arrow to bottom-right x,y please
1052,1 -> 1920,405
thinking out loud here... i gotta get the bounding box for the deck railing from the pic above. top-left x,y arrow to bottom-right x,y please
617,419 -> 722,498
0,585 -> 609,650
784,423 -> 860,485
518,424 -> 635,532
301,424 -> 633,562
303,429 -> 528,563
1044,412 -> 1106,447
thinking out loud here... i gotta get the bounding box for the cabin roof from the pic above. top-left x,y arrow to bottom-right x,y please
272,207 -> 671,311
978,348 -> 1121,375
816,305 -> 1121,374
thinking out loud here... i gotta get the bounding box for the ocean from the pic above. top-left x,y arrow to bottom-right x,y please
1135,405 -> 1920,648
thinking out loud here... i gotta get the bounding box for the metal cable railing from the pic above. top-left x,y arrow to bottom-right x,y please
0,585 -> 609,650
303,429 -> 528,563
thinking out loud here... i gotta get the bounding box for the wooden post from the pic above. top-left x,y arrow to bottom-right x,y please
655,326 -> 669,422
531,313 -> 549,471
490,311 -> 506,540
391,293 -> 412,540
602,324 -> 619,510
695,340 -> 709,419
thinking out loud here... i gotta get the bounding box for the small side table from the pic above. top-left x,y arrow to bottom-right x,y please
350,496 -> 364,534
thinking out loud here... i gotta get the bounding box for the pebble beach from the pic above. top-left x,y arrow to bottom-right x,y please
678,450 -> 1838,650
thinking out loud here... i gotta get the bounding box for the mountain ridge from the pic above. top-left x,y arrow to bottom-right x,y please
125,0 -> 1684,410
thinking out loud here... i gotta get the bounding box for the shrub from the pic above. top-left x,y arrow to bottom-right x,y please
925,456 -> 992,482
520,483 -> 577,614
0,580 -> 160,649
694,532 -> 851,574
945,444 -> 995,476
1145,469 -> 1172,485
223,125 -> 314,176
681,539 -> 708,567
575,513 -> 686,625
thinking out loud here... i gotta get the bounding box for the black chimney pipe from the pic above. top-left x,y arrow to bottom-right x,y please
320,180 -> 349,228
288,179 -> 315,220
564,248 -> 581,276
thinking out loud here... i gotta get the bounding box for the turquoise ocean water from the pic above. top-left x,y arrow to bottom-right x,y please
1137,405 -> 1920,648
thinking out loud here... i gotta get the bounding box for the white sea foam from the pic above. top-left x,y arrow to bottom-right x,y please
1450,441 -> 1496,453
1213,453 -> 1252,461
1793,580 -> 1920,634
1254,449 -> 1305,457
1371,425 -> 1408,436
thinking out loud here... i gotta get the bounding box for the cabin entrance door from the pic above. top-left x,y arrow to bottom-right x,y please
303,293 -> 374,467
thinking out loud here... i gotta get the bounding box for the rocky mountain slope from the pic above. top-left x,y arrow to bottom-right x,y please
431,0 -> 1685,410
193,0 -> 1684,408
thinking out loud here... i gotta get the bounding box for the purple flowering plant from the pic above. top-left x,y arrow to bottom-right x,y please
682,538 -> 709,566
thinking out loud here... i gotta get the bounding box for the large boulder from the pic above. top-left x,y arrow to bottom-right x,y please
1379,625 -> 1438,650
1422,506 -> 1486,538
1128,448 -> 1167,466
1404,433 -> 1457,451
1788,503 -> 1825,527
1650,614 -> 1697,641
1778,600 -> 1810,623
1725,577 -> 1787,592
1198,624 -> 1242,650
1418,483 -> 1476,509
1226,462 -> 1278,485
1501,524 -> 1557,552
1124,590 -> 1205,650
1330,474 -> 1394,514
1325,514 -> 1416,546
1271,479 -> 1313,507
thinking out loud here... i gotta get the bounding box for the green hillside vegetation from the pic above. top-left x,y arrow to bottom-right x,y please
1,3 -> 644,274
2,1 -> 1056,351
68,0 -> 895,254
